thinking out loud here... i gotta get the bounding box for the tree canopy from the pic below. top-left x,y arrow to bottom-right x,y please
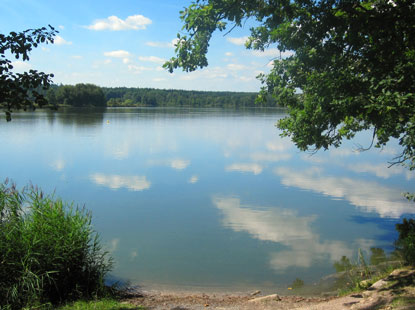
0,26 -> 57,121
103,87 -> 260,107
165,0 -> 415,170
46,84 -> 107,107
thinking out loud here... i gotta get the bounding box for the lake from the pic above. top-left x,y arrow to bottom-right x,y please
1,107 -> 414,293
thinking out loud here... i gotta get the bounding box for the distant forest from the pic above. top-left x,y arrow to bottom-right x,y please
45,84 -> 278,108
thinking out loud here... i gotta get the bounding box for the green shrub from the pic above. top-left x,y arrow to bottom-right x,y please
395,218 -> 415,266
0,181 -> 113,309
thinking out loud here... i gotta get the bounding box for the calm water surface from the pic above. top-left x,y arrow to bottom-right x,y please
1,107 -> 414,292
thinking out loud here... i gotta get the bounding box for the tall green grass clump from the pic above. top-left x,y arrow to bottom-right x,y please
0,181 -> 113,309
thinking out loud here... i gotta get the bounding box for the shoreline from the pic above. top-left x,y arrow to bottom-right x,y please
120,268 -> 415,310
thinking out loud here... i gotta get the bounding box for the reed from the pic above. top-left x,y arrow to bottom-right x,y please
0,180 -> 113,309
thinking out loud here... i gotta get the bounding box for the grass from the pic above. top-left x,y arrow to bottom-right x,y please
0,181 -> 113,309
333,248 -> 404,296
57,299 -> 145,310
391,296 -> 415,308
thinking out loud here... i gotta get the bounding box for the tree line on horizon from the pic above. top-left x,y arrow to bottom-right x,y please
44,83 -> 279,108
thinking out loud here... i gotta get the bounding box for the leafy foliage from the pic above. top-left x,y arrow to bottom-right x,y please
395,218 -> 415,265
46,84 -> 107,107
44,85 -> 263,108
103,86 -> 260,107
0,181 -> 113,309
166,0 -> 415,169
0,26 -> 57,121
332,247 -> 399,294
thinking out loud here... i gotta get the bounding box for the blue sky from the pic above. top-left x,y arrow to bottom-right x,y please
0,0 -> 285,92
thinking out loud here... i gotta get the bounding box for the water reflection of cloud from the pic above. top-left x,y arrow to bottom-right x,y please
112,143 -> 130,160
274,167 -> 414,218
130,250 -> 138,260
329,148 -> 359,157
147,159 -> 190,170
225,163 -> 263,175
90,173 -> 151,191
250,152 -> 291,162
170,159 -> 190,170
107,238 -> 119,253
347,163 -> 414,180
188,175 -> 199,184
214,197 -> 315,242
266,140 -> 293,152
213,197 -> 358,271
269,238 -> 373,271
50,159 -> 65,171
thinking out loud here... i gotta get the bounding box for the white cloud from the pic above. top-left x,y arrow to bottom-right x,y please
71,55 -> 83,59
90,173 -> 151,191
145,38 -> 178,48
122,58 -> 130,64
239,76 -> 253,82
138,56 -> 166,63
274,167 -> 415,218
225,52 -> 233,57
225,163 -> 263,175
87,14 -> 152,31
11,61 -> 31,71
251,48 -> 294,58
226,63 -> 247,71
180,66 -> 228,81
54,35 -> 72,45
58,25 -> 65,30
127,64 -> 153,74
188,175 -> 199,184
227,36 -> 249,45
104,50 -> 131,58
153,77 -> 166,82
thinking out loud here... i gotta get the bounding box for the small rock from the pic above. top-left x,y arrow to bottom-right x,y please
248,294 -> 281,303
370,279 -> 388,290
251,290 -> 261,296
359,280 -> 372,289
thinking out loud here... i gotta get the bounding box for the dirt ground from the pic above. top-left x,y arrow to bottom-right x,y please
122,268 -> 415,310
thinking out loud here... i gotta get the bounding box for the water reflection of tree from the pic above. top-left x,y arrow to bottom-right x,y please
45,107 -> 106,127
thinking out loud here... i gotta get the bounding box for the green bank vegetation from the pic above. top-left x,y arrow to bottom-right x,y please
0,181 -> 113,310
332,219 -> 415,296
44,84 -> 267,108
57,299 -> 145,310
